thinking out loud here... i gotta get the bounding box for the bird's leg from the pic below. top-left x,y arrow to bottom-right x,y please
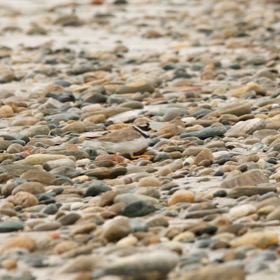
130,153 -> 153,160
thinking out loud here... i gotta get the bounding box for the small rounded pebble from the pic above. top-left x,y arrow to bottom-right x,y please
12,182 -> 45,195
168,190 -> 195,206
138,176 -> 162,187
10,191 -> 39,208
53,241 -> 79,255
0,105 -> 14,117
0,236 -> 36,254
231,231 -> 279,249
2,258 -> 17,270
102,216 -> 132,242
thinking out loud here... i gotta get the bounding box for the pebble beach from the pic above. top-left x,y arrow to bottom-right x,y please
0,0 -> 280,279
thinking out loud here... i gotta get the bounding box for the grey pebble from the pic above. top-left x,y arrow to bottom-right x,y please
57,212 -> 81,225
180,126 -> 227,139
0,220 -> 24,232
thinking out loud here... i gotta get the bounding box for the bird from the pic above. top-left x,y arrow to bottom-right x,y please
83,125 -> 150,159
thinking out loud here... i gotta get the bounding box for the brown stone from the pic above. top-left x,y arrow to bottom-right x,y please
27,125 -> 50,137
220,170 -> 269,188
1,258 -> 17,270
228,185 -> 277,198
85,167 -> 127,180
57,212 -> 81,226
12,182 -> 45,195
231,231 -> 278,249
0,236 -> 36,255
101,250 -> 178,279
20,169 -> 55,184
10,191 -> 39,208
0,66 -> 16,83
74,272 -> 93,280
98,191 -> 117,207
138,176 -> 162,187
59,255 -> 99,273
33,222 -> 61,231
225,118 -> 265,137
71,223 -> 97,235
0,105 -> 14,118
62,121 -> 87,133
173,231 -> 195,242
102,216 -> 131,242
194,148 -> 214,165
267,207 -> 280,221
183,266 -> 245,280
11,117 -> 38,126
117,80 -> 154,94
83,114 -> 106,125
53,240 -> 79,255
2,165 -> 38,178
16,154 -> 68,165
168,190 -> 195,206
265,120 -> 280,130
231,82 -> 262,98
216,102 -> 252,116
156,123 -> 184,137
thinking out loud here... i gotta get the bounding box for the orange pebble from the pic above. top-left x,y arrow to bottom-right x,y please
49,232 -> 60,240
91,0 -> 105,4
168,189 -> 195,206
2,259 -> 17,270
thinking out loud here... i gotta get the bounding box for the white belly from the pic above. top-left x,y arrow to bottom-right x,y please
102,137 -> 149,155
